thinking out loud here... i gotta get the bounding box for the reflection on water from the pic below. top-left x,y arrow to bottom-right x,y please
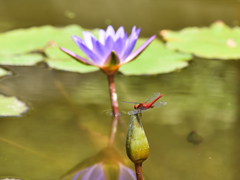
60,147 -> 135,180
0,58 -> 239,179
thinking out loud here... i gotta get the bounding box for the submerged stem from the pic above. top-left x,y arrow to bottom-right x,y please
107,74 -> 120,147
135,163 -> 143,180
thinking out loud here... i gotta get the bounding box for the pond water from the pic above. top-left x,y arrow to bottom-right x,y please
0,0 -> 240,180
0,58 -> 239,180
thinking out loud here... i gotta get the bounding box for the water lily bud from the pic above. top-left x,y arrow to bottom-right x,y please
126,114 -> 149,164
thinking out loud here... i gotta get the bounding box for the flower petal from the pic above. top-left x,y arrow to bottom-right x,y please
82,31 -> 96,50
131,26 -> 136,34
113,37 -> 124,57
105,25 -> 115,40
60,47 -> 94,66
121,28 -> 139,59
91,37 -> 107,60
124,34 -> 156,63
116,26 -> 125,39
104,36 -> 114,57
136,28 -> 141,36
131,26 -> 140,36
77,43 -> 102,65
119,33 -> 128,54
128,30 -> 139,45
72,35 -> 102,64
99,29 -> 106,45
120,38 -> 138,61
72,35 -> 84,48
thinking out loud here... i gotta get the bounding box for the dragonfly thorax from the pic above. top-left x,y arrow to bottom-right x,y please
134,103 -> 153,109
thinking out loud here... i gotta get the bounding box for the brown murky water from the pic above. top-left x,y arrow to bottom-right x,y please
0,0 -> 240,180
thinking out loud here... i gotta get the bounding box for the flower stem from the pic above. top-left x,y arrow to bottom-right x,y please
107,74 -> 120,147
135,163 -> 143,180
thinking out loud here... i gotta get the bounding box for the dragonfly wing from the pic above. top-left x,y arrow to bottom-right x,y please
144,92 -> 161,103
152,101 -> 167,107
122,101 -> 140,104
127,108 -> 151,115
139,108 -> 150,113
127,109 -> 141,115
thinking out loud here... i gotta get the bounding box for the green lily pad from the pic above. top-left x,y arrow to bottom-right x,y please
45,56 -> 98,73
0,25 -> 83,54
0,95 -> 28,117
0,54 -> 43,66
119,39 -> 192,75
0,25 -> 84,66
0,68 -> 11,77
161,21 -> 240,59
0,24 -> 100,72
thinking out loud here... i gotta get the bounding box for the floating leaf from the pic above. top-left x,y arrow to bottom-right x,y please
0,54 -> 43,66
161,21 -> 240,59
0,25 -> 83,66
119,39 -> 192,75
0,25 -> 100,72
0,95 -> 28,117
0,68 -> 11,77
0,25 -> 83,54
45,56 -> 98,73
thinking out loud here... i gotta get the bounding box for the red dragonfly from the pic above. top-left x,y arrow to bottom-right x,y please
122,92 -> 167,115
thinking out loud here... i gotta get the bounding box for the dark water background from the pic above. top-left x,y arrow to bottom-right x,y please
0,0 -> 240,180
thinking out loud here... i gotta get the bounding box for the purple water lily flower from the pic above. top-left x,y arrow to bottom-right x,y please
60,25 -> 156,75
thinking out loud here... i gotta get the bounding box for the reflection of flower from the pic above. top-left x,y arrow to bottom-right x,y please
61,147 -> 136,180
118,163 -> 136,180
60,25 -> 155,75
71,162 -> 136,180
71,163 -> 104,180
